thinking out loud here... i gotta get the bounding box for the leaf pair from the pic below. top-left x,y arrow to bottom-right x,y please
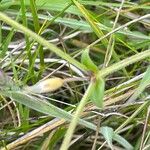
81,48 -> 105,108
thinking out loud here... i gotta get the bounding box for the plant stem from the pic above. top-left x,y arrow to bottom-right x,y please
60,81 -> 95,150
99,49 -> 150,78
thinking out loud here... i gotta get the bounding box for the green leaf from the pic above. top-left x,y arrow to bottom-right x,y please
81,48 -> 98,73
90,77 -> 105,108
100,126 -> 114,149
47,128 -> 66,150
113,133 -> 133,150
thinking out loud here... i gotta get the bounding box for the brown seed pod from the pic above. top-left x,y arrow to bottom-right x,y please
25,77 -> 64,94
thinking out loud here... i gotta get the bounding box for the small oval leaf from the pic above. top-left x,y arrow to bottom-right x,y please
90,77 -> 105,108
81,48 -> 99,73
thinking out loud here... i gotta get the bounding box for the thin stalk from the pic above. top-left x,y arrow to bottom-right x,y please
42,2 -> 72,31
88,14 -> 150,48
99,49 -> 150,78
103,0 -> 125,67
60,81 -> 95,150
115,100 -> 150,132
139,106 -> 150,150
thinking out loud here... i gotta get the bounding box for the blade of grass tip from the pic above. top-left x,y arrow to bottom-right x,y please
127,66 -> 150,103
99,49 -> 150,78
41,2 -> 73,31
103,0 -> 125,68
100,127 -> 114,149
0,12 -> 87,72
81,48 -> 99,73
60,81 -> 95,150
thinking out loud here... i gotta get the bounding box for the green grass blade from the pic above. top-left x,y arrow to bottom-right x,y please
128,66 -> 150,103
113,134 -> 133,149
72,0 -> 108,47
29,0 -> 40,33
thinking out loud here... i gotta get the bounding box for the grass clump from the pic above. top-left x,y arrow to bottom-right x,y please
0,0 -> 150,149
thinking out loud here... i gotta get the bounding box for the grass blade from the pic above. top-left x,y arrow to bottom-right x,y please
128,66 -> 150,103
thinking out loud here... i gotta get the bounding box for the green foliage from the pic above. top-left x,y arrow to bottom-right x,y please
81,48 -> 98,73
113,133 -> 133,150
128,66 -> 150,103
100,126 -> 133,150
0,0 -> 150,149
90,77 -> 105,108
100,126 -> 114,149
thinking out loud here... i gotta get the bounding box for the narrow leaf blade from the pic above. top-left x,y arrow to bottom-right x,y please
113,133 -> 133,150
128,65 -> 150,103
0,90 -> 97,132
